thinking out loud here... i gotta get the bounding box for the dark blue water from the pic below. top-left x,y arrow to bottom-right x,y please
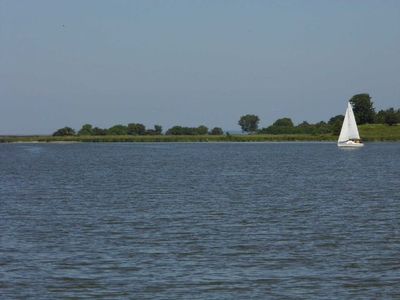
1,142 -> 399,299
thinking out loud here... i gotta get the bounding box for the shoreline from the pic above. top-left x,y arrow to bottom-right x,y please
0,135 -> 337,143
1,125 -> 399,143
1,135 -> 400,144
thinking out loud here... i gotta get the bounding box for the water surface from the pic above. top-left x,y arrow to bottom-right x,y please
1,142 -> 399,299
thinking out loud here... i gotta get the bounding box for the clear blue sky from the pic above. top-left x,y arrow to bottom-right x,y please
1,0 -> 399,134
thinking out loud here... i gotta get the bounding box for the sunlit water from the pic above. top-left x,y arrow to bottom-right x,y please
1,142 -> 399,299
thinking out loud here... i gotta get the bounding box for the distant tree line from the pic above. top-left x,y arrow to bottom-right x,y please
53,93 -> 399,137
238,93 -> 400,135
53,123 -> 163,136
53,123 -> 224,136
237,115 -> 340,135
165,125 -> 223,135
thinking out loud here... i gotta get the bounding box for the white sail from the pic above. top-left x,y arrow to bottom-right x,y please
338,102 -> 360,143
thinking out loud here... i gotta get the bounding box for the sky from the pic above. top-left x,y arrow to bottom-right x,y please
1,0 -> 399,134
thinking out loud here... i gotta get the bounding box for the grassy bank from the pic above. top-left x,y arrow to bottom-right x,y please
1,124 -> 399,143
359,124 -> 400,141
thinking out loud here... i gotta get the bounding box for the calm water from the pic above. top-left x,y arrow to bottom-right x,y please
1,142 -> 399,299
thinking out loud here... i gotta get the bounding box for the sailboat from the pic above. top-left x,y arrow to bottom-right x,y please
337,102 -> 364,147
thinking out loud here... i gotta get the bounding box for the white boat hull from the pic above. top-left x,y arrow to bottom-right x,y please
338,140 -> 364,148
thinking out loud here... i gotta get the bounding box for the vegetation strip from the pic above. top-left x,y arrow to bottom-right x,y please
1,124 -> 400,143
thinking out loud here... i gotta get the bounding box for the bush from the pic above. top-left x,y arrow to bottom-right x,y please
78,124 -> 94,136
107,125 -> 128,135
53,127 -> 76,136
127,123 -> 146,135
92,127 -> 107,135
210,127 -> 224,135
273,117 -> 294,127
166,125 -> 209,135
384,108 -> 399,126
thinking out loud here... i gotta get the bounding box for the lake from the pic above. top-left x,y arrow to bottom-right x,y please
1,142 -> 399,299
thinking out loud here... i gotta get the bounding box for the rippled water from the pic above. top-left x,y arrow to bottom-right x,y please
1,142 -> 399,299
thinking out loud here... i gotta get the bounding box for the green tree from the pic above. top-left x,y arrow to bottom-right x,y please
328,115 -> 344,126
297,121 -> 310,127
273,117 -> 294,127
375,110 -> 386,124
107,125 -> 128,135
196,125 -> 208,135
154,125 -> 162,135
375,108 -> 399,126
166,126 -> 184,135
331,120 -> 343,135
238,114 -> 260,133
321,117 -> 342,135
92,127 -> 107,135
349,93 -> 375,124
166,125 -> 209,135
78,124 -> 94,136
296,121 -> 314,134
384,108 -> 399,126
210,127 -> 224,135
145,125 -> 163,135
127,123 -> 146,135
259,117 -> 295,134
53,127 -> 76,136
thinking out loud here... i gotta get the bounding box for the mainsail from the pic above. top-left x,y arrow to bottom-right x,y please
338,102 -> 360,143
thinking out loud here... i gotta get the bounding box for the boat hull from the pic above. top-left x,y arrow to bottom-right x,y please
338,141 -> 364,148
